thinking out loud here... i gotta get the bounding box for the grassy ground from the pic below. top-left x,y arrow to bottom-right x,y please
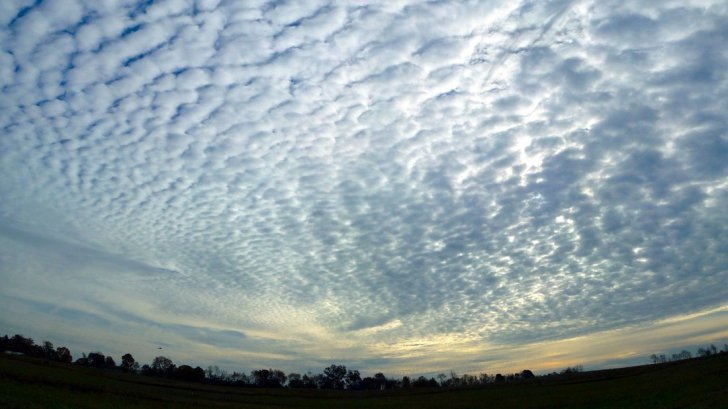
1,353 -> 727,408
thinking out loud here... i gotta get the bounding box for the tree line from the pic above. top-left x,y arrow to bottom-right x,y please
0,333 -> 542,389
4,332 -> 724,390
649,344 -> 728,364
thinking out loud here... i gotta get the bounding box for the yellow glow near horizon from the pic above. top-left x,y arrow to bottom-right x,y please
360,305 -> 728,376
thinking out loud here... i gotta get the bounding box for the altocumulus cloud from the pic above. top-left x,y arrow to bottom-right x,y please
1,0 -> 727,374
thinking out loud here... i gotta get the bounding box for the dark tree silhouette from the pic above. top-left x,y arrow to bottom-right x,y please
120,353 -> 136,372
0,334 -> 72,363
74,354 -> 89,366
251,369 -> 286,388
151,356 -> 175,377
448,371 -> 461,387
461,374 -> 478,386
56,346 -> 72,363
521,369 -> 535,379
401,375 -> 411,388
345,369 -> 362,389
360,371 -> 390,390
229,371 -> 250,386
360,376 -> 377,390
561,365 -> 584,374
87,352 -> 107,368
269,369 -> 287,387
323,364 -> 348,389
287,372 -> 304,388
205,365 -> 224,382
374,372 -> 387,389
301,372 -> 320,389
42,341 -> 58,360
175,365 -> 205,382
250,369 -> 270,387
6,334 -> 43,357
411,376 -> 439,388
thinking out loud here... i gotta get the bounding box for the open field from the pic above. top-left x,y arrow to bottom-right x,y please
2,353 -> 727,408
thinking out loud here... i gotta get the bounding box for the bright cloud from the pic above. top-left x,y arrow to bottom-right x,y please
1,0 -> 727,375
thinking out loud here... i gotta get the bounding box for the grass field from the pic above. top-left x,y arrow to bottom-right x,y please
2,353 -> 727,408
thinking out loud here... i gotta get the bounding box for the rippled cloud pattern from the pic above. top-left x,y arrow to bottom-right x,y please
1,0 -> 727,373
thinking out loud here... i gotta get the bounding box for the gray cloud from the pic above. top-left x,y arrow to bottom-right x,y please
1,0 -> 727,374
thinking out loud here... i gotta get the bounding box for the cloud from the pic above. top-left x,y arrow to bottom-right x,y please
1,0 -> 727,375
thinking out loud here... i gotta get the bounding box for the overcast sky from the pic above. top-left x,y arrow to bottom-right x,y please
1,0 -> 727,376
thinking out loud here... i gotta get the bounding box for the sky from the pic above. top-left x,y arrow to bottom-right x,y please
1,0 -> 727,377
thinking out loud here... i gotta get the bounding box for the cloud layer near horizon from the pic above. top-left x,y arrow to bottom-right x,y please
2,0 -> 727,374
